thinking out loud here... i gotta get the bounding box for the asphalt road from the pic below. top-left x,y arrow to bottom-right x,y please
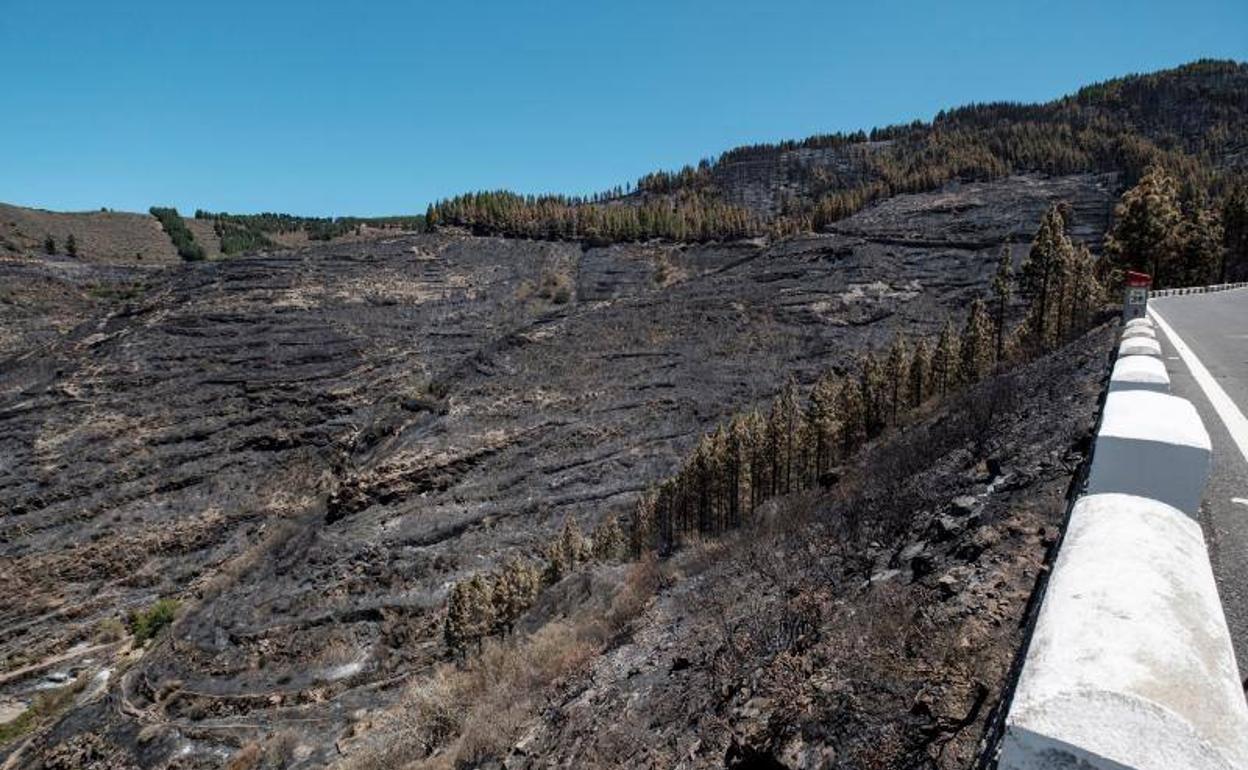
1150,289 -> 1248,675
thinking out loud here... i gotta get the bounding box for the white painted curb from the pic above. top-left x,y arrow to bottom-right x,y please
1000,493 -> 1248,770
1118,337 -> 1162,358
1124,317 -> 1154,330
1121,325 -> 1156,341
1085,390 -> 1211,514
1108,355 -> 1170,394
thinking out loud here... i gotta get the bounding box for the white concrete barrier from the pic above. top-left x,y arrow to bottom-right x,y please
1118,337 -> 1161,358
1108,355 -> 1169,394
1124,317 -> 1153,330
1121,325 -> 1156,341
1000,493 -> 1248,770
1085,390 -> 1210,515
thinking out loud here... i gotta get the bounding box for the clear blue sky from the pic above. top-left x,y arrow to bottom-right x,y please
2,0 -> 1244,217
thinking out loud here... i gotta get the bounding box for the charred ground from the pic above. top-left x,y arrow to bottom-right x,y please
0,171 -> 1121,769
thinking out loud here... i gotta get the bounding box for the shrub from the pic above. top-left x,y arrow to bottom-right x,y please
43,235 -> 55,254
93,617 -> 127,643
129,598 -> 178,645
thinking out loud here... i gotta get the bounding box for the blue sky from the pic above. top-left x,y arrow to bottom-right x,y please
2,0 -> 1245,217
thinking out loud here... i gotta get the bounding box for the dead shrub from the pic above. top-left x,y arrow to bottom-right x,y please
537,270 -> 572,304
225,742 -> 262,770
341,560 -> 657,769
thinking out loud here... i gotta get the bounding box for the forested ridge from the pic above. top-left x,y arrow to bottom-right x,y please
426,60 -> 1248,282
193,210 -> 425,254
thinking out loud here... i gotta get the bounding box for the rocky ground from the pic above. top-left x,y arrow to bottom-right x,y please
0,173 -> 1116,769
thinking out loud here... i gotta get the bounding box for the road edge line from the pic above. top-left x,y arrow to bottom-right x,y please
1150,306 -> 1248,468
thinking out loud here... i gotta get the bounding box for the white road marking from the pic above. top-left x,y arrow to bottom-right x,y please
1150,307 -> 1248,469
1234,498 -> 1248,508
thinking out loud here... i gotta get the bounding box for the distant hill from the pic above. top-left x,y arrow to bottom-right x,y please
427,59 -> 1248,243
0,203 -> 182,264
0,203 -> 425,264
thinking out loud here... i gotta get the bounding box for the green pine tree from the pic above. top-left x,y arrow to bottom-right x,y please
1221,182 -> 1248,282
1105,166 -> 1183,287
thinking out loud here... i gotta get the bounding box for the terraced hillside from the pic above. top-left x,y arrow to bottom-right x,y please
0,171 -> 1121,768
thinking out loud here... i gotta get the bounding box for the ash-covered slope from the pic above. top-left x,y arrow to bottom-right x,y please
505,323 -> 1114,770
0,173 -> 1114,768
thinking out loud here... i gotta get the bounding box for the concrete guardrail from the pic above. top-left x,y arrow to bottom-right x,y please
1150,281 -> 1248,298
1120,324 -> 1156,341
1118,336 -> 1161,358
1108,353 -> 1169,394
1001,493 -> 1248,770
1085,389 -> 1210,514
997,309 -> 1248,769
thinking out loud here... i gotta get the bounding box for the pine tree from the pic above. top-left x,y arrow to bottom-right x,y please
464,573 -> 493,652
765,399 -> 783,499
444,573 -> 494,657
542,539 -> 569,586
44,235 -> 56,255
491,559 -> 539,637
744,409 -> 769,512
959,298 -> 993,384
690,435 -> 714,533
805,373 -> 840,478
884,335 -> 909,423
775,379 -> 802,494
1174,202 -> 1223,287
931,321 -> 961,397
1020,205 -> 1068,347
909,339 -> 932,407
445,580 -> 471,657
630,489 -> 657,557
1105,166 -> 1183,287
991,245 -> 1013,366
592,516 -> 626,562
66,233 -> 78,257
559,517 -> 589,567
1068,243 -> 1104,334
860,351 -> 888,437
1051,232 -> 1077,345
726,416 -> 749,527
838,376 -> 867,455
1222,182 -> 1248,282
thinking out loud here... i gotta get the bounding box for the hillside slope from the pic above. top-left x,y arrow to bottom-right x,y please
0,203 -> 181,264
428,60 -> 1248,242
0,172 -> 1116,769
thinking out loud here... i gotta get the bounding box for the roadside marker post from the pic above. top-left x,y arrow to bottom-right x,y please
1123,270 -> 1151,322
